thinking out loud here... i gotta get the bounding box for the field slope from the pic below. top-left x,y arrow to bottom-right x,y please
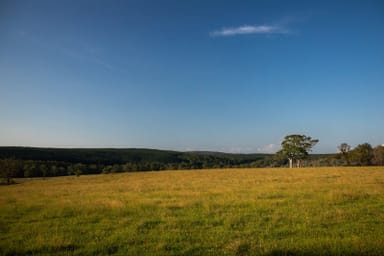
1,167 -> 384,255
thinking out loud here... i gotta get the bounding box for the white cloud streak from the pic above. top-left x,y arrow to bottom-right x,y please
210,24 -> 290,37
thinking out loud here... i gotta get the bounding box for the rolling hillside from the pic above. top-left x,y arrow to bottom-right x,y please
0,146 -> 270,165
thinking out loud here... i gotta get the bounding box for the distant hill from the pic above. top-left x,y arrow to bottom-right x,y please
0,147 -> 341,179
0,146 -> 270,165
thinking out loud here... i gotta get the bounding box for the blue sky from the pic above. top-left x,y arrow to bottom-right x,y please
1,0 -> 383,153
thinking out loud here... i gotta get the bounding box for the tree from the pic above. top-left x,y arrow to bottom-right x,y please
338,143 -> 351,165
111,164 -> 123,173
23,162 -> 39,177
275,134 -> 319,168
373,145 -> 384,166
273,150 -> 288,167
350,143 -> 373,166
0,158 -> 19,184
40,164 -> 48,177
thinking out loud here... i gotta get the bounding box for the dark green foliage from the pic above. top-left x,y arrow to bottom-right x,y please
275,134 -> 318,168
0,147 -> 271,178
0,147 -> 269,166
373,145 -> 384,166
0,144 -> 381,178
0,158 -> 20,184
338,143 -> 351,165
350,143 -> 374,166
0,147 -> 182,165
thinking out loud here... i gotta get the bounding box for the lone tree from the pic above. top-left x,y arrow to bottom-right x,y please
276,134 -> 318,168
338,143 -> 351,165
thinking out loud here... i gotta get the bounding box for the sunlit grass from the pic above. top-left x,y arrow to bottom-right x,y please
1,167 -> 384,255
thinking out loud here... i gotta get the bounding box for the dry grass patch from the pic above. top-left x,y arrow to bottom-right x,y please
1,167 -> 384,255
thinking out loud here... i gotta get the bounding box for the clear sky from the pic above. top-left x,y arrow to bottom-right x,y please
1,0 -> 383,153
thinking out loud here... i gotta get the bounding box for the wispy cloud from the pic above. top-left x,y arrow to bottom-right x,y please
210,24 -> 290,37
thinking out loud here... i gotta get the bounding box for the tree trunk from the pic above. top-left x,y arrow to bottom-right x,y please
296,159 -> 300,168
288,158 -> 293,168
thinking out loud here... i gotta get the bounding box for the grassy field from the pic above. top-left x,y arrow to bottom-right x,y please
1,167 -> 384,255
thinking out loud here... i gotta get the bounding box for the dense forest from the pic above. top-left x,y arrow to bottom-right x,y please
0,147 -> 269,181
0,144 -> 383,183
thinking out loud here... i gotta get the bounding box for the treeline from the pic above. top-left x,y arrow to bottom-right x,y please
0,156 -> 271,180
335,143 -> 384,166
1,144 -> 383,183
0,147 -> 184,165
0,147 -> 269,182
274,143 -> 384,167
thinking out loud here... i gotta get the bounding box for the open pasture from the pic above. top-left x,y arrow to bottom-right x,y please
1,167 -> 384,255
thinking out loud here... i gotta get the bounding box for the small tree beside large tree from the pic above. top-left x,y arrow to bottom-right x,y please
275,134 -> 319,168
338,143 -> 351,165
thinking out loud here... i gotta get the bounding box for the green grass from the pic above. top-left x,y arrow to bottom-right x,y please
1,167 -> 384,255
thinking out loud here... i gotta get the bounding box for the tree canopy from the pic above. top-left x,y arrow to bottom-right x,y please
350,143 -> 374,166
276,134 -> 319,168
338,143 -> 351,165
